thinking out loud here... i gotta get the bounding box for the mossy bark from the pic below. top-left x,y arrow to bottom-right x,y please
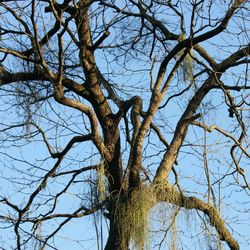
105,220 -> 129,250
105,186 -> 153,250
105,198 -> 130,250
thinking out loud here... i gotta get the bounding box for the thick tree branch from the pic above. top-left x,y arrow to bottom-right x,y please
154,183 -> 240,250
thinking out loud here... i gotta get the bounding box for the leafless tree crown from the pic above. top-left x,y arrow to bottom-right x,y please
0,0 -> 249,249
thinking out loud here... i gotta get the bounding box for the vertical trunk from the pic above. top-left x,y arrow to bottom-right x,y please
105,195 -> 129,250
106,134 -> 123,193
103,121 -> 129,249
104,215 -> 129,250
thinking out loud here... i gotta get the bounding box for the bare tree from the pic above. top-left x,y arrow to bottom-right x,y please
0,0 -> 249,249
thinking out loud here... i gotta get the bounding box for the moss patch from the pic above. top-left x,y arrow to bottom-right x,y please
96,161 -> 107,203
115,185 -> 156,249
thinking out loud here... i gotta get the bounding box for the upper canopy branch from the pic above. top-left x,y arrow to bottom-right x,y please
192,121 -> 250,159
155,0 -> 247,88
100,0 -> 179,41
153,42 -> 249,185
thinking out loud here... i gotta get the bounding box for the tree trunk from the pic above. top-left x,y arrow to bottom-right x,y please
104,124 -> 130,250
104,189 -> 130,250
104,214 -> 129,250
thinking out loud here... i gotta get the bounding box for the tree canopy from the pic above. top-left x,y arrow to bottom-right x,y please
0,0 -> 249,249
